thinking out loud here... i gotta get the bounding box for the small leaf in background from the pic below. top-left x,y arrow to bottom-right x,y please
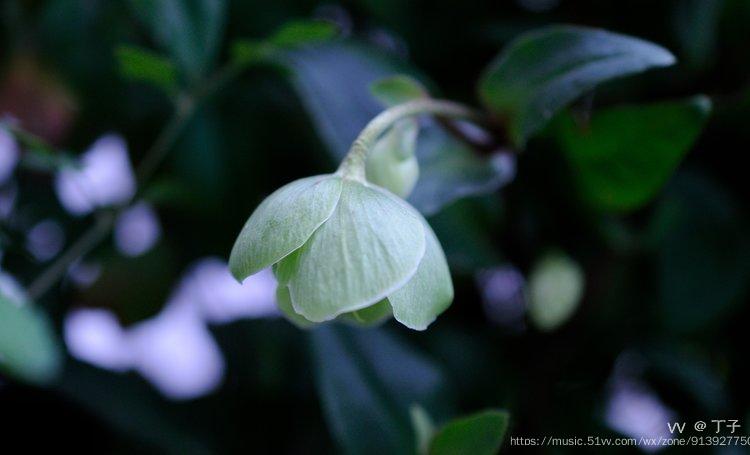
410,405 -> 436,455
311,325 -> 452,454
0,283 -> 62,385
115,45 -> 177,94
230,40 -> 272,67
371,75 -> 428,106
651,172 -> 750,332
366,119 -> 420,198
527,252 -> 585,331
268,19 -> 338,48
478,25 -> 676,147
282,42 -> 511,215
429,409 -> 510,455
129,0 -> 226,82
231,19 -> 338,67
556,96 -> 711,212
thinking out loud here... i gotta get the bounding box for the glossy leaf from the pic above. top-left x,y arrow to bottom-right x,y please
311,324 -> 451,454
557,96 -> 711,212
429,409 -> 510,455
479,25 -> 676,147
527,252 -> 585,331
115,45 -> 177,94
282,180 -> 425,322
229,175 -> 343,280
371,75 -> 428,106
366,119 -> 420,198
0,287 -> 62,385
389,221 -> 453,330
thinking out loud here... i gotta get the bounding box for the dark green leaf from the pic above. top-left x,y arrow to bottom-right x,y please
115,45 -> 177,94
651,172 -> 750,332
479,25 -> 676,147
311,325 -> 451,454
129,0 -> 226,82
429,409 -> 510,455
556,96 -> 711,212
0,287 -> 62,385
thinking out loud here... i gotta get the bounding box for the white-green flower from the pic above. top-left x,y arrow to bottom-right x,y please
229,173 -> 452,330
229,98 -> 482,330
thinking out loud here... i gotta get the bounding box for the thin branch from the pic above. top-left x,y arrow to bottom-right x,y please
27,212 -> 115,300
25,64 -> 241,300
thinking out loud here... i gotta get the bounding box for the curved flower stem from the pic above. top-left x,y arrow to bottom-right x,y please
336,99 -> 488,180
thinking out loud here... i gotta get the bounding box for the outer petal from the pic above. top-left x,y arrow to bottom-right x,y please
275,285 -> 315,329
388,221 -> 453,330
282,179 -> 426,322
229,175 -> 342,281
341,299 -> 393,327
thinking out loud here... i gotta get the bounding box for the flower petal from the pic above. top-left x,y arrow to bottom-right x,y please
275,285 -> 316,329
283,179 -> 426,321
341,299 -> 392,327
229,175 -> 342,281
388,221 -> 453,330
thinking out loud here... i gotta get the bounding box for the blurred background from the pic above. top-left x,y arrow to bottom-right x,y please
1,0 -> 749,453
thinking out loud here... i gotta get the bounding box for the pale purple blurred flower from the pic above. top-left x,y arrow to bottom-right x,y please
55,134 -> 136,216
62,257 -> 280,400
67,260 -> 102,289
114,201 -> 161,257
64,308 -> 132,372
186,258 -> 279,324
605,353 -> 676,452
0,183 -> 17,218
26,219 -> 65,261
127,295 -> 225,400
0,127 -> 19,184
476,265 -> 527,332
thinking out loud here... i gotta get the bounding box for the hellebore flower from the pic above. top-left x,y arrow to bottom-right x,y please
229,99 -> 480,330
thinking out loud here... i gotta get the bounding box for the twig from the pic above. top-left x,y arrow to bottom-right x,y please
25,64 -> 240,300
27,212 -> 115,300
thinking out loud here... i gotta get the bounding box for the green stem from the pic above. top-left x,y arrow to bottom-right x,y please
336,99 -> 487,180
